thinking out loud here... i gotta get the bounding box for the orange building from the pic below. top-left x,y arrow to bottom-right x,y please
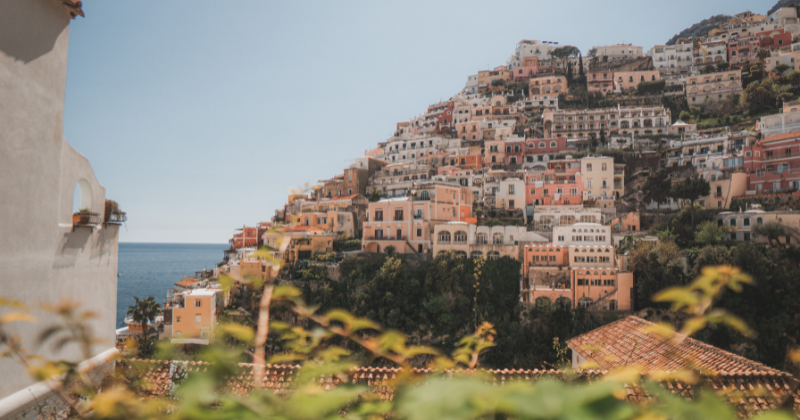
609,212 -> 641,232
170,289 -> 221,345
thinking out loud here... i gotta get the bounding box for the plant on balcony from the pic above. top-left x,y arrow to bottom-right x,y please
73,208 -> 92,225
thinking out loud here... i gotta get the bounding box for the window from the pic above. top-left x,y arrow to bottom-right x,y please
394,209 -> 404,220
177,316 -> 181,323
194,300 -> 201,308
416,228 -> 422,237
374,210 -> 383,221
586,164 -> 592,171
744,218 -> 750,226
493,233 -> 504,244
509,185 -> 515,194
195,315 -> 201,323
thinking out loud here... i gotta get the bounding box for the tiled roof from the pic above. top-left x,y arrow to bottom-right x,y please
761,131 -> 800,144
120,359 -> 799,417
567,316 -> 789,376
175,278 -> 200,287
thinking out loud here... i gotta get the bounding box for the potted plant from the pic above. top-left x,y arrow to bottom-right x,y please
75,208 -> 91,225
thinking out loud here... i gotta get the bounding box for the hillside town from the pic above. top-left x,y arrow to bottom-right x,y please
6,1 -> 800,418
114,6 -> 800,343
163,6 -> 800,323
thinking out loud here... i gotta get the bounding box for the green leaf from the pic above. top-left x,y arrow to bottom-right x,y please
217,323 -> 255,343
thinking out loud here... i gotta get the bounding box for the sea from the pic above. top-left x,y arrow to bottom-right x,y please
116,242 -> 228,328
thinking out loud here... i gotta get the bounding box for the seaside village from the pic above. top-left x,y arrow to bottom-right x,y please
115,6 -> 800,347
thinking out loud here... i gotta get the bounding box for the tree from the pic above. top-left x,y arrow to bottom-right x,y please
716,61 -> 730,72
752,221 -> 788,247
550,45 -> 580,72
740,80 -> 777,116
695,221 -> 729,246
678,110 -> 692,122
642,171 -> 672,224
692,245 -> 732,276
701,63 -> 715,74
671,177 -> 710,227
126,296 -> 160,355
757,49 -> 770,62
588,132 -> 598,151
774,63 -> 791,76
599,129 -> 607,148
370,190 -> 382,202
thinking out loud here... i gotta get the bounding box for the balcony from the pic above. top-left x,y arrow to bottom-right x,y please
72,212 -> 102,229
105,212 -> 127,225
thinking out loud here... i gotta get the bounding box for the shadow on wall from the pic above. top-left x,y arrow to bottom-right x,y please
91,225 -> 118,266
0,0 -> 68,63
53,229 -> 91,270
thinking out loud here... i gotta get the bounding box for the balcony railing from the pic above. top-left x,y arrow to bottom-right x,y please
73,212 -> 102,228
105,212 -> 127,225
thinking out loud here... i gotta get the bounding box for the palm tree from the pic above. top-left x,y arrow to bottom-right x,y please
126,296 -> 159,353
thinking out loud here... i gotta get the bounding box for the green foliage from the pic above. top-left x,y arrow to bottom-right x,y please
716,61 -> 730,72
666,14 -> 731,45
695,221 -> 729,246
740,79 -> 787,116
752,221 -> 789,247
636,80 -> 666,96
333,238 -> 361,252
491,78 -> 506,87
126,296 -> 160,356
370,189 -> 382,202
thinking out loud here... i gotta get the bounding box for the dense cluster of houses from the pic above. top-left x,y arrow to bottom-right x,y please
206,7 -> 800,337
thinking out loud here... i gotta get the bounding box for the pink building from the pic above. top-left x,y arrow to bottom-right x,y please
362,182 -> 473,255
743,132 -> 800,193
512,57 -> 541,82
525,167 -> 583,206
522,137 -> 573,168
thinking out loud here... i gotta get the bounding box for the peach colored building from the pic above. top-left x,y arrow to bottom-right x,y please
362,182 -> 473,255
477,66 -> 512,91
529,75 -> 567,95
609,212 -> 641,232
587,71 -> 614,94
522,244 -> 570,279
524,262 -> 632,311
614,70 -> 660,92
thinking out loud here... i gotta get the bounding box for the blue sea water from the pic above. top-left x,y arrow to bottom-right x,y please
116,243 -> 227,328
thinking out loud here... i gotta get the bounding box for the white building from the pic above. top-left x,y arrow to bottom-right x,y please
648,42 -> 694,70
0,0 -> 120,416
507,39 -> 558,69
553,223 -> 612,247
760,110 -> 800,139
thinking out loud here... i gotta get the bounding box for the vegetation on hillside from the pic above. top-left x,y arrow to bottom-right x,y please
666,15 -> 731,45
769,0 -> 800,15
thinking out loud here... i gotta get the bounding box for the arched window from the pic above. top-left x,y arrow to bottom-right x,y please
578,297 -> 593,309
438,231 -> 451,243
757,218 -> 763,224
493,233 -> 504,244
454,231 -> 468,243
550,141 -> 557,148
609,300 -> 618,310
555,297 -> 572,309
528,143 -> 534,148
487,251 -> 501,260
730,219 -> 736,227
455,251 -> 467,258
539,142 -> 546,148
470,251 -> 483,259
475,233 -> 488,245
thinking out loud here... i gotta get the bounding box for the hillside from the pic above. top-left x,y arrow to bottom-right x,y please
666,14 -> 731,45
768,0 -> 800,15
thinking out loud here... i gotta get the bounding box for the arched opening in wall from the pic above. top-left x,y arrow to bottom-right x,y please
72,179 -> 92,214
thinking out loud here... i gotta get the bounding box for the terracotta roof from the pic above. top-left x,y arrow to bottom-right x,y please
120,359 -> 800,417
62,0 -> 84,18
761,132 -> 800,144
174,278 -> 200,287
567,316 -> 789,376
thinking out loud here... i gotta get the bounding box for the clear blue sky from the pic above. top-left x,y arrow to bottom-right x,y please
63,0 -> 774,243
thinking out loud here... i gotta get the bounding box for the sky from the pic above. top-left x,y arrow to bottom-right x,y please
63,0 -> 775,244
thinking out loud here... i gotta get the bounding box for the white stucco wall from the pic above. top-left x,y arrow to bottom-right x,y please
0,0 -> 119,414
